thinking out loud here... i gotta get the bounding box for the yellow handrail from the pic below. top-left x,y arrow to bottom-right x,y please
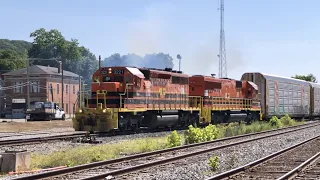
119,83 -> 134,108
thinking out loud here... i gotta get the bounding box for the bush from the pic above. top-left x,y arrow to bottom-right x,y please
280,114 -> 295,126
184,124 -> 220,144
269,116 -> 283,128
208,156 -> 219,171
166,130 -> 182,148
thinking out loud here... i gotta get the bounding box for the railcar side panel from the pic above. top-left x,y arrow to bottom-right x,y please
309,83 -> 320,118
242,72 -> 311,119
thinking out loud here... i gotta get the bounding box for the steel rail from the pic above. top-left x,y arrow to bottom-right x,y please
12,121 -> 320,180
205,135 -> 320,180
277,152 -> 320,180
0,131 -> 66,139
0,132 -> 87,146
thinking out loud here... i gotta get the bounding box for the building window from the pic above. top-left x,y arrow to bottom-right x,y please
30,81 -> 40,93
57,84 -> 59,94
73,85 -> 75,94
13,82 -> 23,93
73,103 -> 75,113
66,85 -> 68,94
66,103 -> 68,113
49,83 -> 53,94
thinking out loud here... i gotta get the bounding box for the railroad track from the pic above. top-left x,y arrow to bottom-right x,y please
206,134 -> 320,180
11,121 -> 320,180
0,132 -> 87,146
0,130 -> 77,139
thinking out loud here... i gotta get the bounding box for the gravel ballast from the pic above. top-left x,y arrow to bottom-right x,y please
117,124 -> 320,180
1,123 -> 319,180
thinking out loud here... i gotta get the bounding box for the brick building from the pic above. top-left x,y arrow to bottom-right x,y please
2,65 -> 80,118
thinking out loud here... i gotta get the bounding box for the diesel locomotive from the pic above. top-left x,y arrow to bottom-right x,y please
73,65 -> 261,132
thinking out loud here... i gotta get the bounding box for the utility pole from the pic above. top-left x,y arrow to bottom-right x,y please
26,58 -> 30,109
82,83 -> 86,108
218,0 -> 227,78
61,60 -> 64,110
79,77 -> 82,109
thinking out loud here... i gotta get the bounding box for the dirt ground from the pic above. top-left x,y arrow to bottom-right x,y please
0,120 -> 74,132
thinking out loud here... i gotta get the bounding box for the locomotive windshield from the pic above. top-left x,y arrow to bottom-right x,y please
102,76 -> 124,82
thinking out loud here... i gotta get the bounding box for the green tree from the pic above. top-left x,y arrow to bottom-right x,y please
28,28 -> 82,68
27,28 -> 98,84
292,74 -> 317,83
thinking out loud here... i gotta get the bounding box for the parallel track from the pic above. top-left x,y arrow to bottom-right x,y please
206,134 -> 320,179
0,131 -> 77,141
279,151 -> 320,179
0,132 -> 87,146
12,121 -> 320,180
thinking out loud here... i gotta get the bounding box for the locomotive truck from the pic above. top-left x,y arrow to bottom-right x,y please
73,65 -> 261,132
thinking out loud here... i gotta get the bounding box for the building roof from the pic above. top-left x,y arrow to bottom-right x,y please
2,65 -> 79,77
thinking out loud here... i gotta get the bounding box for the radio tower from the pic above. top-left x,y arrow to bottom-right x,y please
218,0 -> 227,78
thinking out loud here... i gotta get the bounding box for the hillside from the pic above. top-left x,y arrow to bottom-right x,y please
0,39 -> 32,71
0,39 -> 32,56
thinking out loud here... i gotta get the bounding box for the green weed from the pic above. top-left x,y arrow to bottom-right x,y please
208,156 -> 219,171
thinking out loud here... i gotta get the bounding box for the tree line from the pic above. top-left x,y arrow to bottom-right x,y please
0,28 -> 175,84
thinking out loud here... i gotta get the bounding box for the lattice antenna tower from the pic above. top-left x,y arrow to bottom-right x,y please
218,0 -> 227,78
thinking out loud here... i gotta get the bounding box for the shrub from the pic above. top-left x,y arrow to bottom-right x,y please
208,156 -> 219,171
269,116 -> 283,128
184,124 -> 220,144
184,125 -> 204,144
280,114 -> 295,126
166,130 -> 182,148
203,124 -> 220,141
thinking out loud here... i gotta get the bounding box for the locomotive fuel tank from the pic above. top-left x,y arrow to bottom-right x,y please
154,115 -> 179,127
142,110 -> 180,128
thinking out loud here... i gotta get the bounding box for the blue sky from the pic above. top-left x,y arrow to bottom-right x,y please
1,0 -> 320,80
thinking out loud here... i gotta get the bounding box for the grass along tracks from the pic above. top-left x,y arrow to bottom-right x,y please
11,120 -> 320,180
206,134 -> 320,180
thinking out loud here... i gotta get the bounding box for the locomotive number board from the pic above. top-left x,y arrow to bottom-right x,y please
100,69 -> 125,75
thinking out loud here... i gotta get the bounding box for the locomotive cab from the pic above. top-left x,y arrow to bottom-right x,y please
89,67 -> 145,108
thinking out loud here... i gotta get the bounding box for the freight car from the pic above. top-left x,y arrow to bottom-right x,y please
73,66 -> 261,133
241,72 -> 320,120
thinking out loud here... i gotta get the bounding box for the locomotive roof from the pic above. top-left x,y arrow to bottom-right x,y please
126,67 -> 145,78
148,69 -> 189,77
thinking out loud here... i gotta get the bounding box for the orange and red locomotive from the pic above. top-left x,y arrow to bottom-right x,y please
73,66 -> 261,132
